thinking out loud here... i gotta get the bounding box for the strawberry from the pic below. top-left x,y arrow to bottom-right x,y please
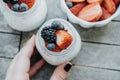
103,0 -> 116,14
87,0 -> 103,4
70,2 -> 86,16
113,0 -> 120,6
56,30 -> 73,50
52,45 -> 62,52
66,0 -> 85,2
100,7 -> 112,20
77,2 -> 102,22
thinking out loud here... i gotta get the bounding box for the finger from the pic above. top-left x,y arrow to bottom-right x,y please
50,62 -> 72,80
29,59 -> 45,77
6,35 -> 35,80
5,35 -> 36,80
19,35 -> 35,58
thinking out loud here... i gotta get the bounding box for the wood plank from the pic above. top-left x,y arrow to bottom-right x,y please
67,66 -> 120,80
0,58 -> 54,80
46,0 -> 67,20
72,42 -> 120,70
0,58 -> 12,80
113,14 -> 120,21
73,21 -> 120,45
0,33 -> 20,57
0,11 -> 20,34
20,31 -> 37,48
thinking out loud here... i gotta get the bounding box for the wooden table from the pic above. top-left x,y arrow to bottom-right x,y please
0,0 -> 120,80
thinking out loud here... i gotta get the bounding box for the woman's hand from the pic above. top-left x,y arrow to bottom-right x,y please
5,35 -> 72,80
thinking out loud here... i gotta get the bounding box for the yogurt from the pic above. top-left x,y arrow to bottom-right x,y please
0,0 -> 47,31
36,19 -> 81,65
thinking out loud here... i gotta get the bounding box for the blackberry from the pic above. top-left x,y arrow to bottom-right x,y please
3,0 -> 10,4
41,26 -> 56,43
9,0 -> 19,4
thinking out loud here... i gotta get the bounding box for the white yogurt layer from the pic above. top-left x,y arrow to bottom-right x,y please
36,19 -> 82,65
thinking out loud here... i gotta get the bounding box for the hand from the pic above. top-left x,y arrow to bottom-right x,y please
5,35 -> 72,80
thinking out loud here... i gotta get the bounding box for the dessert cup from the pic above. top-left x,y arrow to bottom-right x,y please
0,0 -> 47,31
60,0 -> 120,28
36,19 -> 81,65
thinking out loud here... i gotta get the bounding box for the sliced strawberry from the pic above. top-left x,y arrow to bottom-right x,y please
70,2 -> 86,16
52,45 -> 62,52
66,0 -> 85,2
100,7 -> 112,20
113,0 -> 120,6
103,0 -> 116,14
77,2 -> 102,22
56,30 -> 73,50
87,0 -> 103,4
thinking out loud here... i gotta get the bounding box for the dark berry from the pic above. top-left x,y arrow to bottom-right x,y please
41,26 -> 56,43
47,43 -> 56,50
58,24 -> 64,30
51,21 -> 61,29
9,0 -> 19,4
11,3 -> 19,12
66,2 -> 73,8
19,3 -> 28,12
3,0 -> 10,4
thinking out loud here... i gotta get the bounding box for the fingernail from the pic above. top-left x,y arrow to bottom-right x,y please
64,64 -> 72,72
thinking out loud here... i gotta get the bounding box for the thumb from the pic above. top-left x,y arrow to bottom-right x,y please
50,62 -> 72,80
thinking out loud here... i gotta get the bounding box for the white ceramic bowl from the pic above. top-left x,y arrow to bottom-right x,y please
36,19 -> 81,65
60,0 -> 120,28
0,0 -> 47,31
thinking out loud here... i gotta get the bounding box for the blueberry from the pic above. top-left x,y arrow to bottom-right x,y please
10,0 -> 19,4
3,0 -> 10,4
19,3 -> 28,12
11,3 -> 19,12
47,43 -> 56,50
66,2 -> 73,8
58,24 -> 64,30
51,21 -> 61,29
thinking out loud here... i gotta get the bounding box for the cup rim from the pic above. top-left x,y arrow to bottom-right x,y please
36,18 -> 81,56
61,0 -> 120,25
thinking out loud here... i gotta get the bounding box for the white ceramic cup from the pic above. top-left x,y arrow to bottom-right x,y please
0,0 -> 47,31
60,0 -> 120,28
36,19 -> 81,65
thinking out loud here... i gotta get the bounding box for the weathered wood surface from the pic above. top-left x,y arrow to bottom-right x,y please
0,0 -> 120,80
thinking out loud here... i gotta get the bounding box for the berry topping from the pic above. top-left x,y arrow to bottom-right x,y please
19,3 -> 28,12
56,30 -> 73,50
41,21 -> 73,52
65,2 -> 73,8
9,0 -> 19,4
3,0 -> 10,4
47,43 -> 56,50
11,3 -> 19,11
41,26 -> 56,43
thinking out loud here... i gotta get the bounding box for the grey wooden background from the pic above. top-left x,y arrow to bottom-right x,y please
0,0 -> 120,80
